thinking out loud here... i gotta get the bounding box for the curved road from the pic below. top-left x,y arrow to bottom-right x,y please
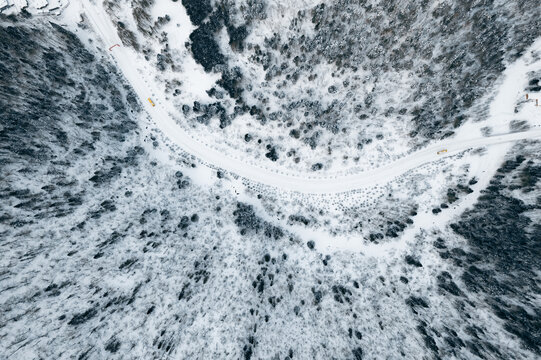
82,1 -> 541,194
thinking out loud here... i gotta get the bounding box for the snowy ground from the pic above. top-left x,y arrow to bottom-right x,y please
60,0 -> 541,252
89,0 -> 541,176
63,0 -> 541,195
1,1 -> 541,359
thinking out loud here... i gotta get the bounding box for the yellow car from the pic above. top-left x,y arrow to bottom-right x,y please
148,98 -> 155,107
437,149 -> 448,155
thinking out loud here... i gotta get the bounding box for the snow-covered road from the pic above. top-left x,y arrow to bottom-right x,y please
81,0 -> 541,194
